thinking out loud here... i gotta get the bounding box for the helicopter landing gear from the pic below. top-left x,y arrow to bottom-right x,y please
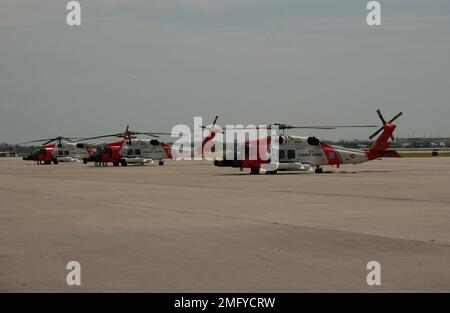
315,167 -> 323,174
250,168 -> 260,175
120,160 -> 127,166
267,170 -> 278,175
113,162 -> 119,167
159,160 -> 164,166
53,159 -> 59,165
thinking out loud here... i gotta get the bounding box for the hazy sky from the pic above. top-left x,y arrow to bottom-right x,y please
1,0 -> 449,143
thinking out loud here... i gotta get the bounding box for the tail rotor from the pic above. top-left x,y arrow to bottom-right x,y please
369,109 -> 403,140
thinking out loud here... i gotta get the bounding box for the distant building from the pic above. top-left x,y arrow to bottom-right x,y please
397,137 -> 450,148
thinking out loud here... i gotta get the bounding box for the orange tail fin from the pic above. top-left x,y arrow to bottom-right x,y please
366,124 -> 396,160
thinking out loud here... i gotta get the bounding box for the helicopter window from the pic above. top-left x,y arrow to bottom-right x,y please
134,149 -> 141,155
287,150 -> 295,159
58,151 -> 64,156
127,149 -> 134,156
279,150 -> 285,159
307,136 -> 320,146
64,151 -> 70,156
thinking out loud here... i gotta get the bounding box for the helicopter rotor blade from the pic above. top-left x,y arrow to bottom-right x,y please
376,109 -> 387,125
210,125 -> 377,130
77,134 -> 120,141
286,125 -> 378,129
389,112 -> 403,123
212,115 -> 218,127
132,132 -> 172,138
369,127 -> 384,140
17,138 -> 55,145
17,136 -> 81,145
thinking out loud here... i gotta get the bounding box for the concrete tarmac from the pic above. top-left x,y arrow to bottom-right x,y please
1,157 -> 449,292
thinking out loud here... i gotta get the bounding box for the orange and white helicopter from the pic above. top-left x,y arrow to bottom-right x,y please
20,136 -> 93,165
212,110 -> 402,174
79,126 -> 172,166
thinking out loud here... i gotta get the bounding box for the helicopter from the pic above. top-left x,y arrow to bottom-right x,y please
20,136 -> 93,165
79,126 -> 172,166
213,110 -> 402,174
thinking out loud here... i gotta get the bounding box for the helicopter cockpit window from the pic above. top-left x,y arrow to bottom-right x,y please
279,150 -> 285,159
58,150 -> 64,156
307,136 -> 320,146
127,149 -> 134,156
64,151 -> 70,156
134,149 -> 141,155
31,149 -> 40,156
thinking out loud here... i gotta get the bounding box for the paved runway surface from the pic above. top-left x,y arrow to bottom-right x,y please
1,157 -> 449,292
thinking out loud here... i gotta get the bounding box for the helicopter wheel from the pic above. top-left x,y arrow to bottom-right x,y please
315,167 -> 323,174
250,168 -> 260,175
113,162 -> 119,167
267,170 -> 278,175
45,160 -> 51,165
53,159 -> 59,165
159,160 -> 164,166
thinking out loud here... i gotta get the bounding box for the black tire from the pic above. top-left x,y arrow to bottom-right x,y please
113,162 -> 119,167
53,159 -> 59,165
267,170 -> 278,175
159,160 -> 164,166
83,159 -> 88,164
120,160 -> 127,166
250,168 -> 260,175
315,167 -> 323,174
45,160 -> 52,165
